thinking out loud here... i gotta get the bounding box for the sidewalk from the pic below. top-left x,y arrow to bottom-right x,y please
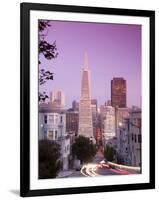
57,170 -> 74,178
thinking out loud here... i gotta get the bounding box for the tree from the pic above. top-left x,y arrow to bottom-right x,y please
39,140 -> 61,179
116,153 -> 125,164
38,20 -> 58,102
72,136 -> 97,164
104,145 -> 116,162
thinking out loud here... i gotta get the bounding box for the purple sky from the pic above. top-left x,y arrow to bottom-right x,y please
39,20 -> 141,109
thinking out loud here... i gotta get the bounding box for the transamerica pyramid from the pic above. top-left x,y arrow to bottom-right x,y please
78,53 -> 95,142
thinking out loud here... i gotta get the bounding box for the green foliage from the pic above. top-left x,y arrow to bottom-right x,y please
104,145 -> 116,162
39,140 -> 61,179
72,136 -> 97,164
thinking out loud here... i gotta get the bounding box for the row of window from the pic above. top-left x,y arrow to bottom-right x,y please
44,115 -> 63,124
120,132 -> 141,145
131,133 -> 141,143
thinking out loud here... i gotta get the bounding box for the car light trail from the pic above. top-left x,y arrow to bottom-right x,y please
80,164 -> 100,177
109,168 -> 130,175
80,165 -> 88,177
108,161 -> 141,172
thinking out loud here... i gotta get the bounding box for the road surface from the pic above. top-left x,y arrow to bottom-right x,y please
67,150 -> 132,178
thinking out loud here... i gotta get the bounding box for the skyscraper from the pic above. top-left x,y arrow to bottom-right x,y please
103,106 -> 116,141
91,99 -> 98,138
72,100 -> 79,111
91,99 -> 98,111
111,77 -> 126,108
78,54 -> 94,141
66,110 -> 79,135
50,90 -> 65,109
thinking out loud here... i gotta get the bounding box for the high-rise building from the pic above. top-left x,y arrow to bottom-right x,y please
66,110 -> 79,135
72,100 -> 79,111
50,90 -> 65,109
91,99 -> 98,138
116,107 -> 129,129
106,100 -> 111,106
78,54 -> 94,141
103,106 -> 116,141
91,99 -> 97,111
111,78 -> 126,108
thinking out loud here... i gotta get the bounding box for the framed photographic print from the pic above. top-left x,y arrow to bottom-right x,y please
20,2 -> 155,197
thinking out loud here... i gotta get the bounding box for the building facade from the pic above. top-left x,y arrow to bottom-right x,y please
72,100 -> 79,111
66,110 -> 79,135
116,118 -> 129,164
117,108 -> 141,167
111,77 -> 126,108
50,90 -> 65,110
103,106 -> 116,142
116,107 -> 130,129
39,112 -> 66,140
91,99 -> 98,138
39,108 -> 70,171
127,108 -> 141,167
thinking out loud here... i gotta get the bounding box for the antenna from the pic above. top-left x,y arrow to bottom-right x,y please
84,52 -> 88,69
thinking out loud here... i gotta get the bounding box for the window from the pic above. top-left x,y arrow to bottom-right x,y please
132,133 -> 133,141
55,116 -> 58,124
138,134 -> 141,143
44,130 -> 47,139
48,115 -> 54,123
48,131 -> 54,140
44,115 -> 47,124
135,134 -> 137,143
60,116 -> 63,123
127,120 -> 130,131
55,130 -> 57,140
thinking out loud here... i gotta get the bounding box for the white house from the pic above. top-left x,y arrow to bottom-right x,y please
39,109 -> 70,171
39,112 -> 66,140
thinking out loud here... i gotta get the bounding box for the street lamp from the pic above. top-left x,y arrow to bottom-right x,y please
118,122 -> 123,127
90,136 -> 93,144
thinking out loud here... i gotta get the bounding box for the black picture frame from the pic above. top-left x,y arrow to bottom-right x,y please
20,2 -> 155,197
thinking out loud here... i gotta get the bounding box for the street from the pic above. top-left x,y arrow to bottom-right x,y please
66,149 -> 131,178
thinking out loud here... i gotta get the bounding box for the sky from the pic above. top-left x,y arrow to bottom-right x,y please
39,20 -> 141,109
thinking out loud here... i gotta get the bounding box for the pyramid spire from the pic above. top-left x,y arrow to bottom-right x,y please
79,52 -> 94,141
84,52 -> 88,70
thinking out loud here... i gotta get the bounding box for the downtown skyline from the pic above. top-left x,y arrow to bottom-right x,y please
39,20 -> 141,108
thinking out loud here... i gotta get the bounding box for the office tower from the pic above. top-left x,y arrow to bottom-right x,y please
72,100 -> 79,111
103,106 -> 116,141
111,77 -> 126,108
50,90 -> 65,109
91,99 -> 98,138
66,110 -> 79,135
